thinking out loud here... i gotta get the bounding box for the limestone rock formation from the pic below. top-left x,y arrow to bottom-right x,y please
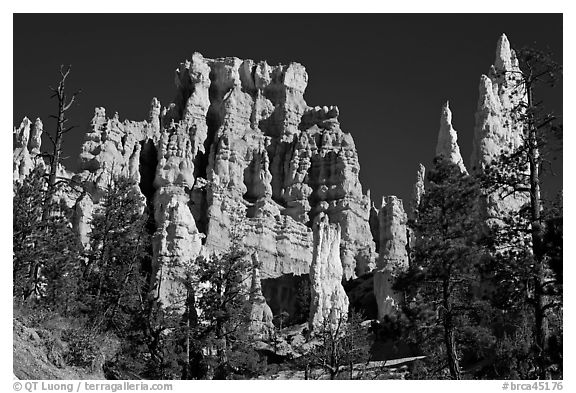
72,193 -> 94,248
373,196 -> 409,320
247,253 -> 274,337
13,117 -> 44,183
471,33 -> 525,171
67,53 -> 375,309
436,102 -> 467,174
13,34 -> 537,342
470,33 -> 529,220
409,163 -> 425,220
77,106 -> 159,200
13,116 -> 75,211
376,196 -> 409,272
308,213 -> 349,330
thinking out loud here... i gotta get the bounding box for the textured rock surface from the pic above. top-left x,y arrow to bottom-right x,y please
247,253 -> 274,336
409,163 -> 425,220
376,196 -> 409,271
471,33 -> 525,171
13,34 -> 535,337
373,196 -> 409,320
308,213 -> 349,330
470,33 -> 529,220
436,102 -> 467,174
67,53 -> 375,308
13,117 -> 44,183
13,116 -> 75,210
77,106 -> 159,200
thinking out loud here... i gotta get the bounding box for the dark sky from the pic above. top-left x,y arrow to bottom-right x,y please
13,14 -> 563,204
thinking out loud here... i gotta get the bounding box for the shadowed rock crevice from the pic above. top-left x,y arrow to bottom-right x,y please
194,110 -> 220,180
138,139 -> 158,292
188,182 -> 208,243
242,151 -> 268,204
173,64 -> 194,122
138,139 -> 158,232
266,140 -> 290,209
369,205 -> 381,253
262,274 -> 310,326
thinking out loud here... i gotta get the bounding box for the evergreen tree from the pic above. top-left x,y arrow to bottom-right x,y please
13,168 -> 82,310
395,158 -> 490,379
185,244 -> 262,379
480,46 -> 562,379
81,176 -> 150,333
296,311 -> 370,380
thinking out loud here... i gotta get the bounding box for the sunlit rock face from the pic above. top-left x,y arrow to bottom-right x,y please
71,53 -> 375,308
13,117 -> 44,183
308,213 -> 349,331
13,116 -> 75,211
409,163 -> 425,221
436,102 -> 467,174
13,34 -> 534,329
470,34 -> 529,221
248,253 -> 274,337
373,196 -> 409,321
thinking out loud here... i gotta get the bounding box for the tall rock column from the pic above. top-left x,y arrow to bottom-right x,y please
470,33 -> 529,221
409,163 -> 426,220
152,122 -> 204,309
373,196 -> 409,321
13,117 -> 44,183
247,253 -> 274,337
436,101 -> 467,174
309,213 -> 349,331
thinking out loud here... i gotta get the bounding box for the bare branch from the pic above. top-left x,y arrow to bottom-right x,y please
63,91 -> 81,111
45,132 -> 56,148
62,126 -> 77,134
60,64 -> 71,81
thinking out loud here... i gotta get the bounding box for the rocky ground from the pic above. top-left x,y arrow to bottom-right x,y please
13,318 -> 106,380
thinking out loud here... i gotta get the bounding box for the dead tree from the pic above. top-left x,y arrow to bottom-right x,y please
42,64 -> 81,219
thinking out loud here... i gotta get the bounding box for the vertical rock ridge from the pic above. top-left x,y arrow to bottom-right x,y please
470,34 -> 529,221
13,117 -> 45,183
247,253 -> 274,337
470,34 -> 525,172
409,163 -> 426,220
13,117 -> 32,182
34,53 -> 374,310
436,101 -> 467,174
373,196 -> 409,320
308,213 -> 349,331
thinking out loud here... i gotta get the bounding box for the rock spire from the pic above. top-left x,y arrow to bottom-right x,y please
436,101 -> 467,174
308,213 -> 349,330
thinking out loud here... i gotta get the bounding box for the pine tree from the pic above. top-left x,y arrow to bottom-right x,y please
81,176 -> 150,332
480,46 -> 562,379
296,311 -> 370,380
13,168 -> 82,310
186,245 -> 258,379
395,158 -> 491,379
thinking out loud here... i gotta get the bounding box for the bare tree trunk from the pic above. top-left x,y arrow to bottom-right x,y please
43,65 -> 79,221
182,286 -> 197,379
25,66 -> 79,301
443,278 -> 461,380
526,83 -> 549,379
